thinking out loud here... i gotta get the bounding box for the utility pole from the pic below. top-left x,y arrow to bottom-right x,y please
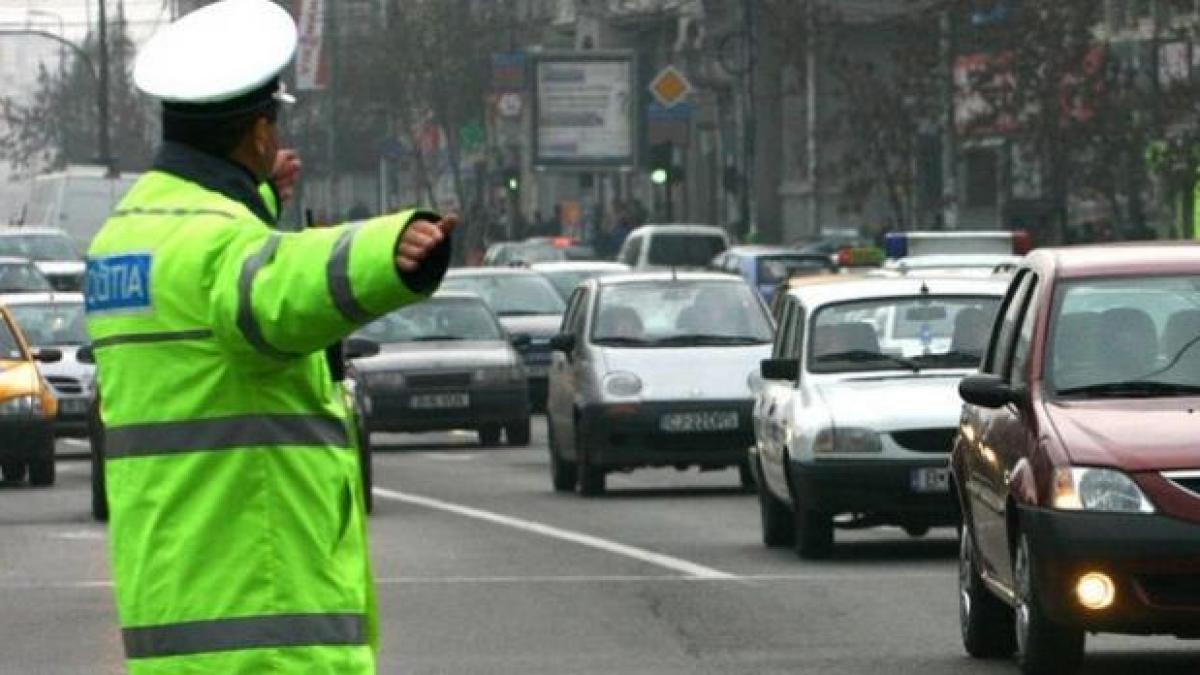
326,0 -> 339,218
98,0 -> 114,175
741,0 -> 758,238
940,8 -> 959,230
805,0 -> 820,237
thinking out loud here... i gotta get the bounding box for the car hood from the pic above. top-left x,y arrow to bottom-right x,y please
599,344 -> 770,400
1046,398 -> 1200,472
34,260 -> 84,276
351,341 -> 516,372
814,374 -> 967,431
497,314 -> 562,338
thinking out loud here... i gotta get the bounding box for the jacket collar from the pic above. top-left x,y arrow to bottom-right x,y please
152,142 -> 276,225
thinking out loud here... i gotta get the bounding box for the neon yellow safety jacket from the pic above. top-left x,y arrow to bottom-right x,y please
85,142 -> 447,674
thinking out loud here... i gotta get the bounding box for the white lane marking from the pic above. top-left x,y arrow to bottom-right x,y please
49,530 -> 105,541
374,487 -> 735,580
418,453 -> 476,462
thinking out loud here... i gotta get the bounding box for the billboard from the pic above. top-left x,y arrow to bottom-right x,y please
533,52 -> 636,168
295,0 -> 327,91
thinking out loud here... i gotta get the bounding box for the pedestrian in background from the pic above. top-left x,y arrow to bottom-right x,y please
83,1 -> 454,673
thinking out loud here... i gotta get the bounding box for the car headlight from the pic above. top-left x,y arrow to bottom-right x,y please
1053,467 -> 1154,514
603,371 -> 643,398
813,427 -> 882,454
473,366 -> 524,384
0,394 -> 43,418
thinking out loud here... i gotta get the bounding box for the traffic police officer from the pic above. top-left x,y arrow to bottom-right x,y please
84,1 -> 454,672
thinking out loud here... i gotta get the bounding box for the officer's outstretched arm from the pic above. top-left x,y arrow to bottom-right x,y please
208,209 -> 448,360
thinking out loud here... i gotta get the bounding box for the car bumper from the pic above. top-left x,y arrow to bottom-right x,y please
578,400 -> 753,470
368,384 -> 530,432
54,397 -> 92,437
1019,505 -> 1200,636
0,419 -> 55,460
789,459 -> 959,525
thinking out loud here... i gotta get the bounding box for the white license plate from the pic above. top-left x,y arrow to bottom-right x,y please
911,467 -> 951,493
410,393 -> 470,409
659,411 -> 739,433
60,398 -> 89,414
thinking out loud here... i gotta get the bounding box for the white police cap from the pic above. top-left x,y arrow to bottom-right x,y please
134,0 -> 298,104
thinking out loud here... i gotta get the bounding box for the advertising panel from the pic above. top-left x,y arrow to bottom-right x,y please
533,53 -> 636,168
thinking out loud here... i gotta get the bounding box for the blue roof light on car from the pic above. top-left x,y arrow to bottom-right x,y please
884,232 -> 908,259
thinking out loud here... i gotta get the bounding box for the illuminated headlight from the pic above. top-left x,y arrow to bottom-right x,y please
366,371 -> 406,389
1053,467 -> 1155,514
603,371 -> 643,398
473,366 -> 523,384
0,394 -> 43,417
813,427 -> 882,454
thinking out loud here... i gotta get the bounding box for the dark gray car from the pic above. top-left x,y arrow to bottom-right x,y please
349,293 -> 531,446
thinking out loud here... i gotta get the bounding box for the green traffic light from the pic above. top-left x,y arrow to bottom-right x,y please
507,177 -> 519,191
650,169 -> 668,185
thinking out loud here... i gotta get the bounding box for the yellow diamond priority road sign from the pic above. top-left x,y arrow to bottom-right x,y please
649,65 -> 693,108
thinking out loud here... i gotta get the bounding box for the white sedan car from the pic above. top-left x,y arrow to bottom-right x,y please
751,276 -> 1005,558
546,272 -> 773,495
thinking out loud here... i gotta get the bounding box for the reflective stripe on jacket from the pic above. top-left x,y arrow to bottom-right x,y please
86,143 -> 443,674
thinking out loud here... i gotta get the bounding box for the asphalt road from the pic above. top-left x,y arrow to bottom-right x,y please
1,420 -> 1196,675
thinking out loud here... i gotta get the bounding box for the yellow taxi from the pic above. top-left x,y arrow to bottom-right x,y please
0,305 -> 60,486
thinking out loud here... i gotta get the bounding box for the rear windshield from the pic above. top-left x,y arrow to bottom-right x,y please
440,274 -> 566,316
646,233 -> 727,267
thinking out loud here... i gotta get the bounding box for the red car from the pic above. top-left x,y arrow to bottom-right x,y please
953,244 -> 1200,675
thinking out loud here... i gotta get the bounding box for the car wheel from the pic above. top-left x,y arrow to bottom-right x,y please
478,425 -> 502,447
547,424 -> 576,493
794,506 -> 833,559
738,461 -> 755,492
904,524 -> 930,538
1,461 -> 27,483
959,525 -> 1015,658
506,418 -> 532,447
89,402 -> 108,521
757,461 -> 794,548
1014,532 -> 1085,675
358,424 -> 374,516
29,458 -> 55,487
574,426 -> 605,497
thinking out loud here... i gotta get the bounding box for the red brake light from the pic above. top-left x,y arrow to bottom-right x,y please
1013,229 -> 1032,254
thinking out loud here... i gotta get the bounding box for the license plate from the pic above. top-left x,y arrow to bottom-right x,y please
410,393 -> 470,409
59,398 -> 89,414
911,467 -> 951,493
527,365 -> 549,378
659,411 -> 739,433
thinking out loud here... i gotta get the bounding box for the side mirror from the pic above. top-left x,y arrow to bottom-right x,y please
549,333 -> 576,353
76,345 -> 95,364
344,337 -> 381,360
33,347 -> 63,364
510,333 -> 532,351
760,358 -> 799,381
959,373 -> 1018,409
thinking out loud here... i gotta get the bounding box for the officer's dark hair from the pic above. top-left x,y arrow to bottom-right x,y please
161,78 -> 280,158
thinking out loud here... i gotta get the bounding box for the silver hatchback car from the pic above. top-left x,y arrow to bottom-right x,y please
546,272 -> 774,495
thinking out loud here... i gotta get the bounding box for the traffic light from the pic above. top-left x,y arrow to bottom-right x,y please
502,168 -> 520,194
648,142 -> 684,185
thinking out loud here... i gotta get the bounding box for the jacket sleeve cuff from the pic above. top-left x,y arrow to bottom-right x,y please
394,210 -> 450,295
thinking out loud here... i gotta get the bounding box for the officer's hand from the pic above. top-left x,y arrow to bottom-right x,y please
272,149 -> 302,203
396,214 -> 458,273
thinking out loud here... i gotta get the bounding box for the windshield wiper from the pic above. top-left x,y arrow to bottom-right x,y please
499,310 -> 556,317
409,335 -> 468,342
814,350 -> 920,372
592,336 -> 655,347
914,350 -> 981,366
1057,381 -> 1200,398
652,334 -> 769,346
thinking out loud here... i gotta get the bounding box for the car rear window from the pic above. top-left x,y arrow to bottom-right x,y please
356,298 -> 504,343
646,233 -> 727,267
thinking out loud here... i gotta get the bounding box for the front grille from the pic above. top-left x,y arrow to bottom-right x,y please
46,376 -> 83,395
522,344 -> 552,365
406,372 -> 471,389
48,274 -> 82,292
1136,575 -> 1200,609
890,428 -> 957,454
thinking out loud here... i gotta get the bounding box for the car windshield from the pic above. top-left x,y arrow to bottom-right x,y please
0,234 -> 79,262
756,255 -> 833,285
354,299 -> 503,343
0,262 -> 52,292
7,302 -> 87,346
592,280 -> 772,347
1051,276 -> 1200,397
441,274 -> 566,316
0,315 -> 22,360
809,295 -> 1000,373
645,233 -> 727,267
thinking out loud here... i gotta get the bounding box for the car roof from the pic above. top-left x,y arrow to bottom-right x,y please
630,223 -> 728,236
786,275 -> 1007,307
529,261 -> 629,272
594,271 -> 748,287
886,254 -> 1021,268
1030,243 -> 1200,279
0,292 -> 84,306
724,246 -> 830,258
447,266 -> 541,278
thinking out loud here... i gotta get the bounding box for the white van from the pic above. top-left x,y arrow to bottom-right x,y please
23,166 -> 140,254
616,224 -> 731,269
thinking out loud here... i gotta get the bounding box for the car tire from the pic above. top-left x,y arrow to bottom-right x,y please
547,424 -> 576,493
506,418 -> 532,447
1,461 -> 27,483
574,426 -> 605,497
29,457 -> 55,487
89,401 -> 108,521
904,524 -> 931,538
738,461 -> 755,492
959,525 -> 1015,658
358,425 -> 374,516
478,425 -> 502,447
1015,532 -> 1085,675
793,506 -> 833,560
757,461 -> 794,548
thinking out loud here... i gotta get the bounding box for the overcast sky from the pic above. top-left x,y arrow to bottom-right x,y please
0,0 -> 171,42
